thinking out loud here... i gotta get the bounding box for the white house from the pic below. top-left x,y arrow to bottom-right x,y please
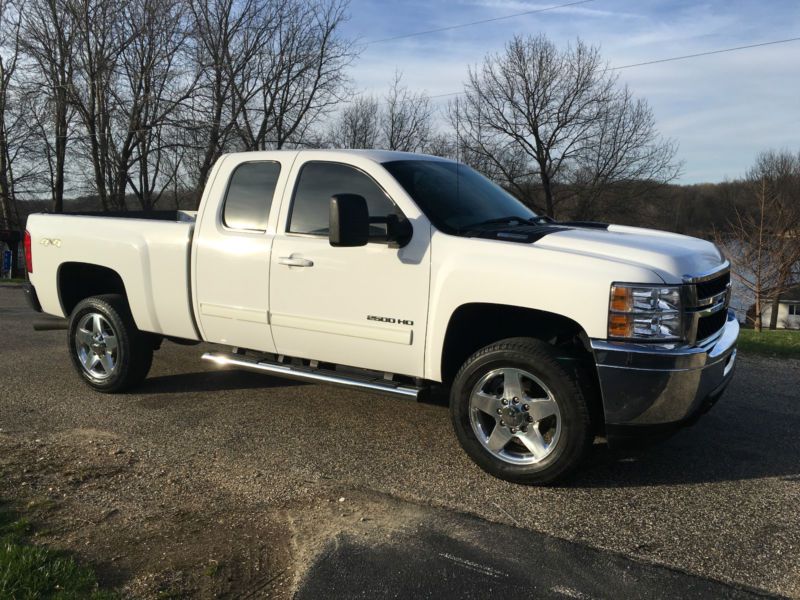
757,284 -> 800,330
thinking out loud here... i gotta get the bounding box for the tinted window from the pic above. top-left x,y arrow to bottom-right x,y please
223,162 -> 281,231
383,160 -> 536,234
289,162 -> 397,236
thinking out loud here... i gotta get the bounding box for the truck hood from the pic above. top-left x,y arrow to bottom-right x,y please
533,224 -> 724,283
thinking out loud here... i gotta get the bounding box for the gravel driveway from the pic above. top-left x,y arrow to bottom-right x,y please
1,285 -> 798,598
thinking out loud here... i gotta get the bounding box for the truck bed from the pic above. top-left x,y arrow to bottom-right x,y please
26,212 -> 199,341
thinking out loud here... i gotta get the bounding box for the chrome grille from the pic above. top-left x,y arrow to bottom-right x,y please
684,266 -> 731,344
695,271 -> 730,299
696,309 -> 728,341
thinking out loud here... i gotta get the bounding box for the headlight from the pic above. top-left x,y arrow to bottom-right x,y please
608,284 -> 683,341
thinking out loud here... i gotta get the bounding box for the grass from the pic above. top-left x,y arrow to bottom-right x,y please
737,329 -> 800,359
203,560 -> 221,578
0,501 -> 114,599
0,277 -> 26,285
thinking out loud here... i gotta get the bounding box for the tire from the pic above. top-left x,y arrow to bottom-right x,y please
67,294 -> 153,393
450,337 -> 592,484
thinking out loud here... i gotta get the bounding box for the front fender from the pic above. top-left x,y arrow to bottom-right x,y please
423,232 -> 663,381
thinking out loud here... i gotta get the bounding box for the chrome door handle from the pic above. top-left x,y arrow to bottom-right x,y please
278,256 -> 314,267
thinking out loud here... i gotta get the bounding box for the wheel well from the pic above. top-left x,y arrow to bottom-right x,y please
58,263 -> 127,317
440,303 -> 604,431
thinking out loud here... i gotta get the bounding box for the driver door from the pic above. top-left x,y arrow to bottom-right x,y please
269,158 -> 430,377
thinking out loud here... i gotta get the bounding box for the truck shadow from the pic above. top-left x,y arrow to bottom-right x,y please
135,370 -> 305,395
410,384 -> 800,486
566,403 -> 800,487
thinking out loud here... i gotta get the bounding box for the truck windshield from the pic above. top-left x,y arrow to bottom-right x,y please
382,160 -> 537,234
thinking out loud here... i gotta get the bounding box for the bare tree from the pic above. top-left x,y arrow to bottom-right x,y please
19,0 -> 77,213
61,0 -> 197,210
423,132 -> 462,160
327,72 -> 435,152
234,0 -> 353,151
328,94 -> 380,149
719,179 -> 774,331
752,150 -> 800,329
66,0 -> 133,210
569,87 -> 681,220
383,71 -> 431,152
0,0 -> 22,229
120,0 -> 196,210
0,0 -> 359,215
185,0 -> 273,196
717,150 -> 800,330
452,34 -> 678,218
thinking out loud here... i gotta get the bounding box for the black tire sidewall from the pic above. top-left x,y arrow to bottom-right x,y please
450,340 -> 591,484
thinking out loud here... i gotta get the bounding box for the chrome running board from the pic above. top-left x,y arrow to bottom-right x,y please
201,352 -> 421,399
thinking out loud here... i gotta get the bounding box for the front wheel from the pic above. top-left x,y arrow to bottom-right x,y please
68,294 -> 153,393
450,337 -> 593,484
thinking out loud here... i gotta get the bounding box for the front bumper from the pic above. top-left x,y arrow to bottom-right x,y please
590,310 -> 738,439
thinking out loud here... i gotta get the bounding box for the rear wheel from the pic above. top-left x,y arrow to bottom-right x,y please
450,337 -> 592,484
68,294 -> 153,393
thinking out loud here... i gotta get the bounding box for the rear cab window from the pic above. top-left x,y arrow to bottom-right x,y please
223,161 -> 282,231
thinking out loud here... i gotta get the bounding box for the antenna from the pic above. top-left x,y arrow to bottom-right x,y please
455,97 -> 460,204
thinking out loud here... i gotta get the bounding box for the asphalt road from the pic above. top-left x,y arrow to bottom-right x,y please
1,284 -> 799,597
296,510 -> 765,599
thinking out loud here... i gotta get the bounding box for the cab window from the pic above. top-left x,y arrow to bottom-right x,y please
222,161 -> 281,231
288,162 -> 398,238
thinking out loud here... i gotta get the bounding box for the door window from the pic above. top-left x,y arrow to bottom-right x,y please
288,162 -> 398,238
223,161 -> 281,231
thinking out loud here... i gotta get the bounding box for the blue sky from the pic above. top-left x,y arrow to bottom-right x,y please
341,0 -> 800,183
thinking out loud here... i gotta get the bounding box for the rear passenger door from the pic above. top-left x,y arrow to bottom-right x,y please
192,154 -> 295,352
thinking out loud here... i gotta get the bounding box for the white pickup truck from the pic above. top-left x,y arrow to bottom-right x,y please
24,150 -> 738,483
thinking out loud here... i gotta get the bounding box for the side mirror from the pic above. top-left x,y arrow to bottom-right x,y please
385,214 -> 413,248
329,194 -> 369,247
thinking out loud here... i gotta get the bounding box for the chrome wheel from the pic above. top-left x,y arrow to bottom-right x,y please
469,367 -> 561,465
74,313 -> 119,380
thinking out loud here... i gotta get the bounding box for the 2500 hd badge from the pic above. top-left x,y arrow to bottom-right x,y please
367,315 -> 414,326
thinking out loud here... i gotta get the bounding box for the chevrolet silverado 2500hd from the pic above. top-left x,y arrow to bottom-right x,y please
24,150 -> 738,483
